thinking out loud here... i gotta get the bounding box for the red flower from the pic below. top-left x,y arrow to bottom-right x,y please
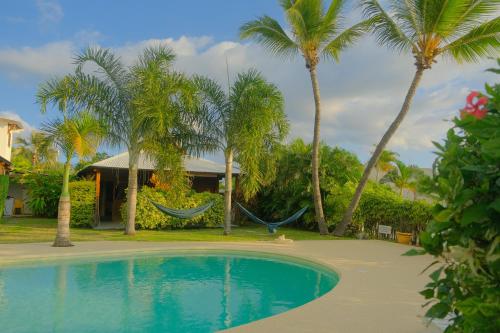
460,91 -> 488,119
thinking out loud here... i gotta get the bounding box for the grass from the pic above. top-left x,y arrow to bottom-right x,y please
0,217 -> 343,244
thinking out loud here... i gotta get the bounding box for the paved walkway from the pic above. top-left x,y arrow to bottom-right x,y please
0,240 -> 441,333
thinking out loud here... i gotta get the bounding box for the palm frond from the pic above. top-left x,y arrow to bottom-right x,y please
134,45 -> 176,72
239,16 -> 299,58
37,76 -> 76,114
442,0 -> 500,39
442,17 -> 500,63
322,19 -> 372,61
392,0 -> 422,39
362,0 -> 415,52
74,47 -> 127,92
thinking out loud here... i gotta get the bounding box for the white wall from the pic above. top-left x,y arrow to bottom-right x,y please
0,120 -> 12,161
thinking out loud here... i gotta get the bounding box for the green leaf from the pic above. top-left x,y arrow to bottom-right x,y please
403,249 -> 426,256
425,302 -> 450,319
435,209 -> 454,222
489,198 -> 500,212
420,289 -> 435,299
429,267 -> 444,282
460,203 -> 489,226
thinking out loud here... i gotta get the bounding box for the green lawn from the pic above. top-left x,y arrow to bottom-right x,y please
0,217 -> 342,243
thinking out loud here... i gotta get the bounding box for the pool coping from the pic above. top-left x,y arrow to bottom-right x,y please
0,240 -> 442,333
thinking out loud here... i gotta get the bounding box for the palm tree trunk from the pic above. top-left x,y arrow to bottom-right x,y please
223,148 -> 233,235
125,150 -> 139,235
334,67 -> 425,236
53,161 -> 73,247
308,66 -> 329,235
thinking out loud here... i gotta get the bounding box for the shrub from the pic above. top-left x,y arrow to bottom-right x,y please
121,186 -> 224,229
0,175 -> 9,219
415,84 -> 500,331
323,181 -> 431,236
257,139 -> 432,233
69,180 -> 95,227
257,139 -> 363,228
19,170 -> 63,217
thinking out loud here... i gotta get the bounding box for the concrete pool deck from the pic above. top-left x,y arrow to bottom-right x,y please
0,240 -> 441,333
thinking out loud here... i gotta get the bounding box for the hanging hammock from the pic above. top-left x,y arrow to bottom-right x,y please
235,202 -> 307,234
148,199 -> 214,219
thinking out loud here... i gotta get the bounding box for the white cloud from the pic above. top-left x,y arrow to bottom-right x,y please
0,34 -> 494,166
36,0 -> 64,24
0,41 -> 74,79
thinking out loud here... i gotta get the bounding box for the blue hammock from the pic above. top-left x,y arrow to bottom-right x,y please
235,202 -> 307,234
148,199 -> 214,219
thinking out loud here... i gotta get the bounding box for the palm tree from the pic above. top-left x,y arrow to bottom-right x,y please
374,149 -> 398,181
240,0 -> 370,235
38,46 -> 207,235
380,160 -> 419,197
42,112 -> 105,247
13,131 -> 58,169
194,70 -> 289,234
334,0 -> 500,236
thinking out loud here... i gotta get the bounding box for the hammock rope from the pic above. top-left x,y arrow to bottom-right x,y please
148,199 -> 214,219
235,202 -> 307,234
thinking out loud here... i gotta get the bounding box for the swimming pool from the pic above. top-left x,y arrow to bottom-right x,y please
0,251 -> 339,333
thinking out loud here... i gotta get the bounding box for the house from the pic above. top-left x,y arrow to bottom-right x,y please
0,116 -> 23,175
78,151 -> 239,223
0,116 -> 24,216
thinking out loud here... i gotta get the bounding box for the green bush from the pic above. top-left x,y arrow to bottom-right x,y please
257,139 -> 363,228
258,139 -> 432,234
416,82 -> 500,331
323,181 -> 431,235
18,170 -> 63,217
0,175 -> 9,219
357,183 -> 432,234
69,180 -> 95,227
122,186 -> 224,229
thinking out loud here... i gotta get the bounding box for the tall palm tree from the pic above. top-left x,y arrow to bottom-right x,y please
334,0 -> 500,236
380,160 -> 419,197
42,112 -> 105,247
38,46 -> 207,235
194,70 -> 289,234
240,0 -> 370,235
374,149 -> 398,181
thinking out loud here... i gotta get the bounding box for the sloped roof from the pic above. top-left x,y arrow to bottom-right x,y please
86,151 -> 239,175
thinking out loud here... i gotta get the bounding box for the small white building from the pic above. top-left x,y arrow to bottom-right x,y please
0,116 -> 23,174
0,116 -> 24,216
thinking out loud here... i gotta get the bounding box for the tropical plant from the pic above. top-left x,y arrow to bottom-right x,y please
121,186 -> 224,230
240,0 -> 370,235
374,149 -> 398,181
41,112 -> 105,246
408,84 -> 500,332
20,170 -> 63,217
12,131 -> 58,170
258,139 -> 363,229
335,0 -> 500,236
380,159 -> 421,198
38,46 -> 210,235
194,70 -> 288,234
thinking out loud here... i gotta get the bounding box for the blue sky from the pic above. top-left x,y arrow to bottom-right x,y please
0,0 -> 496,166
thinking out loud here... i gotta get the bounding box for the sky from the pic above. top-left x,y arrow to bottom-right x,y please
0,0 -> 497,167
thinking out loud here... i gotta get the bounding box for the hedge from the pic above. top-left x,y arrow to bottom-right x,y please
69,180 -> 95,227
323,182 -> 432,236
121,186 -> 224,229
0,175 -> 9,219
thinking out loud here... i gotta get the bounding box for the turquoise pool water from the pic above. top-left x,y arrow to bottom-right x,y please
0,251 -> 339,333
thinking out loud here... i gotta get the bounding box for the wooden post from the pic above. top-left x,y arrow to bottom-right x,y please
94,169 -> 101,227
